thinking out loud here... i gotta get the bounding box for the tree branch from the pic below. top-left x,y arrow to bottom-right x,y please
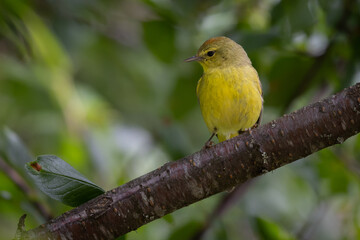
21,83 -> 360,240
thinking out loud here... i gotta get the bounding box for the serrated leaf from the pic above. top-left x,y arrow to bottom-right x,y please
25,155 -> 105,207
0,127 -> 33,175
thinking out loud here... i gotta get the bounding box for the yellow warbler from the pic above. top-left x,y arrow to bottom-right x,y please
185,36 -> 263,145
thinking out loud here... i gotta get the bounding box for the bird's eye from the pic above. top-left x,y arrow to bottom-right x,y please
207,51 -> 215,57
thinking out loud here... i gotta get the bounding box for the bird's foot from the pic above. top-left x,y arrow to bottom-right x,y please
202,133 -> 216,149
240,124 -> 259,136
203,140 -> 214,149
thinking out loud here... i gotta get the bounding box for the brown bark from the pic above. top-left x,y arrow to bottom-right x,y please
21,83 -> 360,240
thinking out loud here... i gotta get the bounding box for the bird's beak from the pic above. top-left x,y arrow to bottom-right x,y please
184,55 -> 202,62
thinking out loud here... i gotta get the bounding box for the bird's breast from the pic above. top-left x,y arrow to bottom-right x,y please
197,65 -> 262,136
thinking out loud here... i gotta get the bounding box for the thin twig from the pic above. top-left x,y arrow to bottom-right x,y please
191,180 -> 254,240
296,202 -> 329,240
0,157 -> 52,220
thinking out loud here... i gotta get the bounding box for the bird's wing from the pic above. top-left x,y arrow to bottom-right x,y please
256,107 -> 263,125
196,76 -> 203,98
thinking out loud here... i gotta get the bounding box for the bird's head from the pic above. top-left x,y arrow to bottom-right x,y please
185,36 -> 251,71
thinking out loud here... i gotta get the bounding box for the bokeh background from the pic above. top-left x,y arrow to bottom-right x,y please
1,0 -> 360,239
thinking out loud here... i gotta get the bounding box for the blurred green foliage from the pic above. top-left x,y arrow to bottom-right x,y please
0,0 -> 359,239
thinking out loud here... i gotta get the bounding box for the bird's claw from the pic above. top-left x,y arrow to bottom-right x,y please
203,140 -> 214,149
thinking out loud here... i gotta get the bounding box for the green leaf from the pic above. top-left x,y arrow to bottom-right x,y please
315,149 -> 352,195
354,135 -> 360,160
0,127 -> 33,175
237,29 -> 280,52
25,155 -> 105,207
169,75 -> 198,119
162,213 -> 175,224
255,217 -> 296,240
266,55 -> 313,108
143,20 -> 176,63
167,220 -> 202,240
214,222 -> 229,240
318,0 -> 343,26
271,0 -> 317,34
115,234 -> 126,240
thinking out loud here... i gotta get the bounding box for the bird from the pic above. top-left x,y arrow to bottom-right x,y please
185,36 -> 263,146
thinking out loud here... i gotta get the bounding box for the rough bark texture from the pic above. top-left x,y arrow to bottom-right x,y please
21,83 -> 360,240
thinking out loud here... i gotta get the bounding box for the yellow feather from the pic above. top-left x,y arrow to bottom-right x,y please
186,36 -> 263,143
197,66 -> 262,142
